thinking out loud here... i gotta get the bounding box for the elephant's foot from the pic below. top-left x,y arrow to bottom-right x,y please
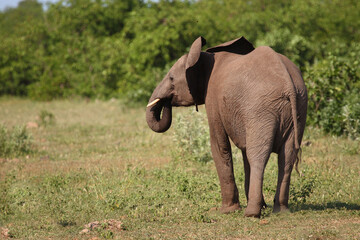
244,204 -> 262,218
244,198 -> 266,217
220,203 -> 241,214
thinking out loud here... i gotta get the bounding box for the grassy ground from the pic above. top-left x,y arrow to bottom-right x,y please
0,97 -> 359,239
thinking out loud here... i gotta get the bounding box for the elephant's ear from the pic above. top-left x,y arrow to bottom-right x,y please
185,37 -> 208,106
186,36 -> 206,69
206,37 -> 254,55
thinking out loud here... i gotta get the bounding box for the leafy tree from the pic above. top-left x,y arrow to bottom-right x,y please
118,0 -> 198,101
0,0 -> 43,36
46,0 -> 143,37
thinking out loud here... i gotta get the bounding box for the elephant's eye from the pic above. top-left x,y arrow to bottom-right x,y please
169,75 -> 174,81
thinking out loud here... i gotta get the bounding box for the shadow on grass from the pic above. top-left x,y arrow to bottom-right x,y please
261,202 -> 360,217
291,201 -> 360,211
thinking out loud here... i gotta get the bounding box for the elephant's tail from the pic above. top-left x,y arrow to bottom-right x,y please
278,52 -> 300,150
289,90 -> 302,174
276,50 -> 302,173
289,92 -> 300,150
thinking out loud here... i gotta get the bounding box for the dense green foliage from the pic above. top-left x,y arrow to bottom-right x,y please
0,0 -> 359,136
305,45 -> 360,138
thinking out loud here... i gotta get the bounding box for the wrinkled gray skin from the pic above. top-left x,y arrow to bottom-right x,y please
146,36 -> 307,217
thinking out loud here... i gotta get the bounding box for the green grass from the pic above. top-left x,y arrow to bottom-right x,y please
0,97 -> 359,239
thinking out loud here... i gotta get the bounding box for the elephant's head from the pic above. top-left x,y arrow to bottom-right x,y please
146,36 -> 254,133
146,36 -> 209,133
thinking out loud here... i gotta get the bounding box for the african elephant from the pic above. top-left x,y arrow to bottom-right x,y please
146,36 -> 307,217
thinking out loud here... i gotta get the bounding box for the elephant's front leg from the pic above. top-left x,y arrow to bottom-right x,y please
209,126 -> 240,214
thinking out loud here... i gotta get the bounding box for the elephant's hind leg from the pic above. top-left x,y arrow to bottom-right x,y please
242,150 -> 267,209
244,148 -> 272,217
209,125 -> 240,214
273,136 -> 298,213
244,121 -> 276,218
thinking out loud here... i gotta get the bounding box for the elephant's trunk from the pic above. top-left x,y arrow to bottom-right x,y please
146,98 -> 172,133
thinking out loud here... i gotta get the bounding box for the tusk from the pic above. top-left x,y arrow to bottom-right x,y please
147,98 -> 160,107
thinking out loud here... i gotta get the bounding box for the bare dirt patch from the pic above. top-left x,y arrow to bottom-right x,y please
79,219 -> 125,235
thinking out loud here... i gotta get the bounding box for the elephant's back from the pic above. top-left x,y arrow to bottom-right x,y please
206,47 -> 305,151
210,48 -> 289,110
210,47 -> 307,106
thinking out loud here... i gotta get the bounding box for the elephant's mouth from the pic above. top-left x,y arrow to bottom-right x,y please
146,98 -> 172,133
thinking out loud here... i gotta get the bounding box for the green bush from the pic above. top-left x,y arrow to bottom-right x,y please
172,110 -> 212,163
37,110 -> 56,127
0,125 -> 33,158
290,172 -> 317,206
305,46 -> 360,138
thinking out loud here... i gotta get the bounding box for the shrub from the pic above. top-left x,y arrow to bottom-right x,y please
172,110 -> 212,163
290,172 -> 317,206
0,125 -> 33,158
37,110 -> 55,127
305,46 -> 360,138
